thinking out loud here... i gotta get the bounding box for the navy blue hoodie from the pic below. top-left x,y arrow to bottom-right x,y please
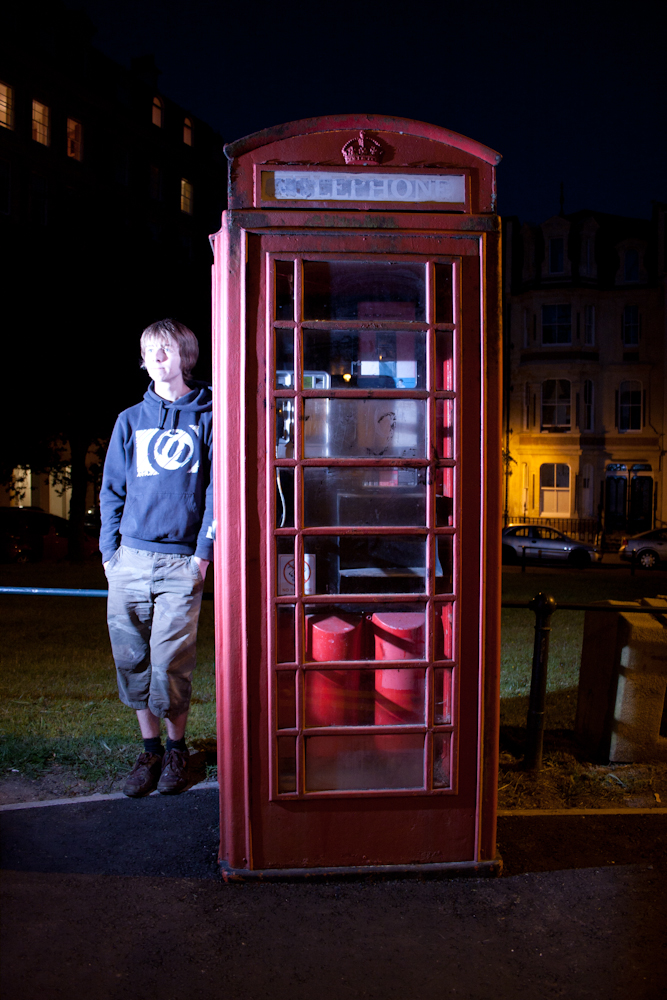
99,381 -> 214,563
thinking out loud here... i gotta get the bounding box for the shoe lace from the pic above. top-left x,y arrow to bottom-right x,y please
132,752 -> 158,771
163,750 -> 188,773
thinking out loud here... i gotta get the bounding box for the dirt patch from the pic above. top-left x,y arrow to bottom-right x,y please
0,766 -> 124,805
0,740 -> 218,805
499,729 -> 667,810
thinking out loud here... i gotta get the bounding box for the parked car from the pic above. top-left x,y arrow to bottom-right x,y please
618,529 -> 667,569
0,507 -> 98,562
502,524 -> 600,567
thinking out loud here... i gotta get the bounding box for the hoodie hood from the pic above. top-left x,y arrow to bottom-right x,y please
142,379 -> 212,430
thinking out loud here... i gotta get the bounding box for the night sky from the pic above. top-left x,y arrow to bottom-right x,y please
73,0 -> 666,223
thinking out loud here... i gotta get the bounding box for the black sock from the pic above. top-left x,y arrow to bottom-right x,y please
143,736 -> 164,756
166,737 -> 187,753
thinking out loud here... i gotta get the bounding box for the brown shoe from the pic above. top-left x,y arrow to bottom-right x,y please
122,752 -> 164,798
157,749 -> 204,795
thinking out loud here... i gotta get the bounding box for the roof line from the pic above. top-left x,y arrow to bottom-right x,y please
224,114 -> 501,165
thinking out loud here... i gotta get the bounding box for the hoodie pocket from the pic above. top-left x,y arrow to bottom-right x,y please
121,493 -> 201,545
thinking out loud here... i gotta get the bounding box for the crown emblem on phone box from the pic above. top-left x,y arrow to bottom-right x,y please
342,131 -> 384,165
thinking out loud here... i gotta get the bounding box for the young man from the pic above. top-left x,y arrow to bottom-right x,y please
99,319 -> 214,797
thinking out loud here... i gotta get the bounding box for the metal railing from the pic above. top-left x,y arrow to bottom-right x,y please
0,587 -> 214,600
2,586 -> 663,774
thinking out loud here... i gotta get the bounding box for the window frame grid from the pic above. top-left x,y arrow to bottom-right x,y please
267,252 -> 459,799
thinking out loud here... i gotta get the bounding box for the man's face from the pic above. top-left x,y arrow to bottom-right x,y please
143,336 -> 183,385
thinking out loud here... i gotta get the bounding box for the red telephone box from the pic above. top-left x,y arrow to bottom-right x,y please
212,115 -> 502,876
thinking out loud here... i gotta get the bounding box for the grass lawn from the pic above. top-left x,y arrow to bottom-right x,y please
0,560 -> 216,792
1,558 -> 666,804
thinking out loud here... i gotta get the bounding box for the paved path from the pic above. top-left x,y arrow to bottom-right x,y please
2,789 -> 665,999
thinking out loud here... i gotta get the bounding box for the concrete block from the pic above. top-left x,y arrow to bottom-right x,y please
575,598 -> 667,762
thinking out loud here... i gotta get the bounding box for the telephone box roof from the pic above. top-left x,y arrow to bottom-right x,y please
224,114 -> 501,166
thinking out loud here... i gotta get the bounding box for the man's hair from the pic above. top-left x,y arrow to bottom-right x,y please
140,319 -> 199,380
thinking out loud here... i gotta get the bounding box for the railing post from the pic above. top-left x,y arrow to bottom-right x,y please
631,549 -> 636,576
521,545 -> 526,573
524,592 -> 557,771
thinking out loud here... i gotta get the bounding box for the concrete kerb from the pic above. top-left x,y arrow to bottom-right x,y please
0,779 -> 220,812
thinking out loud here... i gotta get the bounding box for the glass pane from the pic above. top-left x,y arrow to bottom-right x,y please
556,463 -> 570,488
305,733 -> 424,790
303,398 -> 426,458
540,464 -> 555,489
435,399 -> 454,459
436,330 -> 453,390
375,668 -> 425,724
277,672 -> 296,729
435,537 -> 453,594
277,605 -> 295,663
277,736 -> 296,792
435,263 -> 453,323
435,468 -> 454,526
303,329 -> 425,389
304,668 -> 425,726
305,669 -> 373,726
433,732 -> 451,788
276,468 -> 294,528
435,603 -> 454,660
275,329 -> 294,388
304,535 -> 428,594
276,538 -> 295,596
303,261 -> 426,320
434,668 -> 452,724
304,467 -> 426,527
275,399 -> 295,458
275,260 -> 294,320
305,603 -> 428,661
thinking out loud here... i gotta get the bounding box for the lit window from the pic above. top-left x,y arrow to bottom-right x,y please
542,304 -> 571,344
152,96 -> 163,127
624,248 -> 639,282
180,178 -> 193,214
183,117 -> 193,145
541,379 -> 571,431
66,118 -> 83,161
618,380 -> 642,431
549,237 -> 564,274
584,305 -> 595,345
32,100 -> 50,145
0,81 -> 14,129
11,466 -> 32,506
540,463 -> 570,514
623,305 -> 639,346
583,379 -> 594,431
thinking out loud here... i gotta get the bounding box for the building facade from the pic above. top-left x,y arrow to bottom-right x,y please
0,2 -> 225,528
503,205 -> 667,538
